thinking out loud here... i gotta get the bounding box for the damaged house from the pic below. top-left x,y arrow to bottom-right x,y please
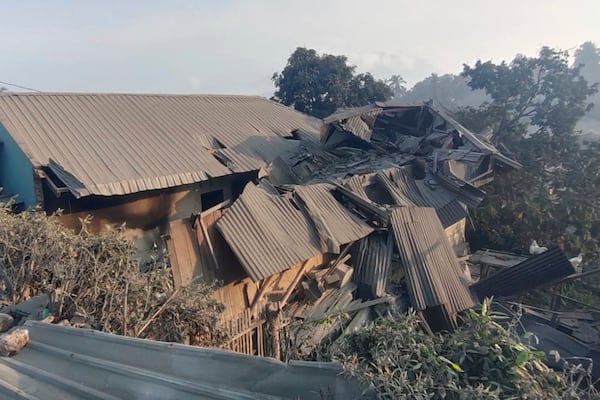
3,94 -> 573,359
0,93 -> 321,266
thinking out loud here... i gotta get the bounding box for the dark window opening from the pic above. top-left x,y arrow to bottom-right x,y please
201,189 -> 224,210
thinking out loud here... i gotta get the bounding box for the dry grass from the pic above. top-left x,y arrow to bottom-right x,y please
0,205 -> 226,347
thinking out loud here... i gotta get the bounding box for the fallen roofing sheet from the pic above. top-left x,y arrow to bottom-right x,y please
216,183 -> 321,281
0,93 -> 321,197
0,321 -> 364,400
471,247 -> 575,300
350,231 -> 393,298
216,182 -> 375,281
376,167 -> 468,227
293,183 -> 374,253
390,207 -> 475,330
321,101 -> 521,171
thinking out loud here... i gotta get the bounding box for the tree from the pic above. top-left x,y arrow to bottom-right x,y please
459,47 -> 600,260
463,47 -> 597,146
385,74 -> 407,99
574,41 -> 600,120
401,73 -> 488,110
272,47 -> 392,118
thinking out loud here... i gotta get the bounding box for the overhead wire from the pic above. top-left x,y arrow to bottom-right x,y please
0,80 -> 42,93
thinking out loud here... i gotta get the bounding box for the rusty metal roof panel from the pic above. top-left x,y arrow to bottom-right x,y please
322,104 -> 382,124
377,167 -> 468,227
294,183 -> 374,252
471,247 -> 575,300
390,207 -> 475,318
433,108 -> 522,169
343,175 -> 370,199
0,93 -> 321,197
216,183 -> 321,281
351,230 -> 393,298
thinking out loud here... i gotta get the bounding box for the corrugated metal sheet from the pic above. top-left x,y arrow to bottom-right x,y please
435,199 -> 467,228
343,175 -> 370,198
351,230 -> 393,298
471,247 -> 575,300
0,320 -> 364,400
216,183 -> 321,281
390,207 -> 475,329
294,183 -> 373,253
435,168 -> 486,208
322,104 -> 383,124
434,149 -> 485,163
377,167 -> 468,228
321,101 -> 520,170
433,108 -> 522,169
341,115 -> 372,142
0,93 -> 321,197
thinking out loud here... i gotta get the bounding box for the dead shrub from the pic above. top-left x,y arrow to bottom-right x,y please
0,205 -> 226,347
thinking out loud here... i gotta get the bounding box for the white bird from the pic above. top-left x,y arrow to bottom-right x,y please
529,240 -> 548,255
569,254 -> 583,270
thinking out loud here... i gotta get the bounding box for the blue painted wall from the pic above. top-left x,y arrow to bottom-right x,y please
0,124 -> 37,208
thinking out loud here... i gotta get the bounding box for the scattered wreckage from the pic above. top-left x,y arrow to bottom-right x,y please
160,101 -> 583,359
0,101 -> 593,377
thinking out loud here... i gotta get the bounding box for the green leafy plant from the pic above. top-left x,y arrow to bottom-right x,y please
330,300 -> 598,399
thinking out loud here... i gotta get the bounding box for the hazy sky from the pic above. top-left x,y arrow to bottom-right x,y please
1,0 -> 598,96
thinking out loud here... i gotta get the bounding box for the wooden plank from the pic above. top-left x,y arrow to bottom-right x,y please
279,260 -> 311,309
167,219 -> 202,288
199,216 -> 220,271
200,199 -> 231,218
251,275 -> 277,315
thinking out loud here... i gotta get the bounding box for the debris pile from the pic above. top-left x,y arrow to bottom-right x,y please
163,102 -> 586,360
0,101 -> 591,367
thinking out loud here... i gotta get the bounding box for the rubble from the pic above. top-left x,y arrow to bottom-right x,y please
0,100 -> 588,367
0,328 -> 29,356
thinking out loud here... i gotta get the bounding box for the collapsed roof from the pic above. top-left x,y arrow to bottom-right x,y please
320,101 -> 521,185
204,101 -> 521,330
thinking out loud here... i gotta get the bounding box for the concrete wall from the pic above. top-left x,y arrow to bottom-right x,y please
0,124 -> 37,207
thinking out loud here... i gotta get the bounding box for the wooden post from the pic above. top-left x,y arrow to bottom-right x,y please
251,275 -> 276,316
279,260 -> 312,309
267,302 -> 281,361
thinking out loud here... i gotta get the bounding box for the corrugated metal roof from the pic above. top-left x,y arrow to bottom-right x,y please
216,182 -> 321,281
293,183 -> 373,253
0,320 -> 363,400
343,175 -> 370,199
471,247 -> 575,300
0,93 -> 321,197
351,231 -> 393,298
321,101 -> 521,170
390,207 -> 475,328
433,108 -> 522,169
376,167 -> 468,228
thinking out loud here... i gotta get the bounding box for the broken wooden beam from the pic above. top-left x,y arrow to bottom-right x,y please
279,259 -> 312,309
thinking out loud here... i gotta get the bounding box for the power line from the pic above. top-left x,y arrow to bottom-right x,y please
0,80 -> 42,93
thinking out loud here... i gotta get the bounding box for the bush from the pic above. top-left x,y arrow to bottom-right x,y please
331,300 -> 598,399
0,205 -> 226,347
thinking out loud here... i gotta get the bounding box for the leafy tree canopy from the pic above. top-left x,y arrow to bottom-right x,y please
459,47 -> 600,260
272,47 -> 392,118
401,73 -> 488,110
574,41 -> 600,120
463,47 -> 597,145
